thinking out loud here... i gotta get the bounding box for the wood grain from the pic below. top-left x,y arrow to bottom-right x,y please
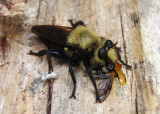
0,0 -> 160,113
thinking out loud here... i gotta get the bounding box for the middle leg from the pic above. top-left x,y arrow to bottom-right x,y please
69,61 -> 77,99
84,61 -> 101,103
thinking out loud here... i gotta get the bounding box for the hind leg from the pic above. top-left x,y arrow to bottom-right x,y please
28,50 -> 66,58
68,19 -> 85,28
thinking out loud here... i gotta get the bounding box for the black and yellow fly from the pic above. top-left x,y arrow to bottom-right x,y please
29,19 -> 131,103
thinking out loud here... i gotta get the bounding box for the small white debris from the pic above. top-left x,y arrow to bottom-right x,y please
41,72 -> 56,81
30,72 -> 56,93
27,32 -> 39,46
28,32 -> 38,39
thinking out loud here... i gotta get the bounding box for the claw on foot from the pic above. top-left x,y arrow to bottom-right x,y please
68,19 -> 73,23
28,50 -> 34,55
96,97 -> 101,103
70,95 -> 76,99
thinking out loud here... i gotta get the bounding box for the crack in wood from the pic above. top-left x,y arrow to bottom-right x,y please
0,36 -> 10,66
131,13 -> 139,27
119,5 -> 129,68
46,55 -> 54,114
119,4 -> 139,113
135,89 -> 139,114
36,0 -> 41,19
130,67 -> 134,99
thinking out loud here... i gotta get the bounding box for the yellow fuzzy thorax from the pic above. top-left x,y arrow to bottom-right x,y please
67,26 -> 101,51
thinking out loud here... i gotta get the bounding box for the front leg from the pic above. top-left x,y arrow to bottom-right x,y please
116,47 -> 131,68
84,61 -> 101,103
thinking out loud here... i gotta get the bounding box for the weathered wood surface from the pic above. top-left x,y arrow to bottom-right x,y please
0,0 -> 160,114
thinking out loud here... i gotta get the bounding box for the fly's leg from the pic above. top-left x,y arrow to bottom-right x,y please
116,47 -> 131,68
68,19 -> 85,28
28,50 -> 67,58
69,61 -> 77,99
84,61 -> 101,103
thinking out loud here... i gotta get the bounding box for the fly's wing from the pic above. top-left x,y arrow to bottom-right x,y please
96,74 -> 114,102
93,68 -> 114,102
31,25 -> 72,46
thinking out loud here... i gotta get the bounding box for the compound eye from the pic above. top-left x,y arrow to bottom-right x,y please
98,48 -> 106,60
104,40 -> 113,49
106,63 -> 115,72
